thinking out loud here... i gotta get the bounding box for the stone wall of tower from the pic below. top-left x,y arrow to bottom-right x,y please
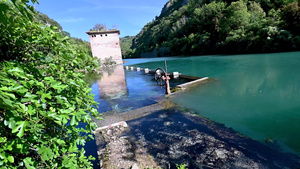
87,30 -> 123,65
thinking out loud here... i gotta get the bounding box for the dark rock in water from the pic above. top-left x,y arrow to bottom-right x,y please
126,106 -> 300,169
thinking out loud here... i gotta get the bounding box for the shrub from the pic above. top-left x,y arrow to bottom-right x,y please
0,0 -> 101,168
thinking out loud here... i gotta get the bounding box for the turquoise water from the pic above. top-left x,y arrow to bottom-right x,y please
125,51 -> 300,154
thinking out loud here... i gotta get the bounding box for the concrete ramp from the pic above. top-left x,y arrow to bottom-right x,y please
177,77 -> 209,89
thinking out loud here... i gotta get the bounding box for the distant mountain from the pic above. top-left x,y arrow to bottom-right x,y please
131,0 -> 300,57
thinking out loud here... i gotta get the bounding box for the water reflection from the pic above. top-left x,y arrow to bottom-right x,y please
90,65 -> 165,114
97,65 -> 128,100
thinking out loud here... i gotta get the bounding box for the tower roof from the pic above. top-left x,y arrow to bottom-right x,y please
86,30 -> 120,35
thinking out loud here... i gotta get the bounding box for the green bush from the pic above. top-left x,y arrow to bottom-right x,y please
0,0 -> 101,168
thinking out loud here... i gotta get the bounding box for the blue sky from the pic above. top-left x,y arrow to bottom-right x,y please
34,0 -> 168,41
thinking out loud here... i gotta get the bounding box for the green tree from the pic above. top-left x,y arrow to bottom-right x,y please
199,1 -> 227,32
282,1 -> 300,35
248,1 -> 266,25
221,0 -> 251,33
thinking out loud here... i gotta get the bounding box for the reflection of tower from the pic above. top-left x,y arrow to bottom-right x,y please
86,30 -> 123,65
97,65 -> 127,99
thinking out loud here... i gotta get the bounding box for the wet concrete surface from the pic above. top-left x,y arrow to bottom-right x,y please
126,103 -> 300,169
93,99 -> 300,169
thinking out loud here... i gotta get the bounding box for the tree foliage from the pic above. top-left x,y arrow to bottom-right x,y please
0,0 -> 101,168
132,0 -> 300,57
282,1 -> 300,35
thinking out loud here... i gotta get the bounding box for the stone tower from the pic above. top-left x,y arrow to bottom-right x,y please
86,30 -> 123,65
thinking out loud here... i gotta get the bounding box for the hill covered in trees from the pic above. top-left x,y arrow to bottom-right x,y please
131,0 -> 300,57
35,11 -> 92,56
120,36 -> 135,58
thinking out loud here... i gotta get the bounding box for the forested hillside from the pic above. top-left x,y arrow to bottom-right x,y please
120,36 -> 135,58
132,0 -> 300,57
35,11 -> 92,56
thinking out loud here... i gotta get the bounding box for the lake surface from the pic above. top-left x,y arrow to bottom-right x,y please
125,51 -> 300,155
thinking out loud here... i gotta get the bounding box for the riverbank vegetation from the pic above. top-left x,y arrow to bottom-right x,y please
131,0 -> 300,57
0,0 -> 100,168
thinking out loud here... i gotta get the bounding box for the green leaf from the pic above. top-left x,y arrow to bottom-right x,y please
51,81 -> 61,88
50,25 -> 58,30
55,120 -> 62,125
55,95 -> 68,104
77,139 -> 86,146
88,155 -> 95,161
4,118 -> 16,129
70,116 -> 76,126
1,92 -> 15,99
42,103 -> 47,109
42,93 -> 52,101
0,137 -> 7,143
6,140 -> 15,151
12,85 -> 28,94
8,67 -> 28,79
56,139 -> 65,145
47,112 -> 60,121
62,117 -> 68,125
0,153 -> 4,159
23,157 -> 35,169
60,36 -> 70,42
19,103 -> 26,112
7,156 -> 14,163
51,81 -> 67,92
27,105 -> 35,115
38,146 -> 53,161
21,92 -> 37,102
37,82 -> 45,88
45,77 -> 55,84
0,87 -> 9,91
24,92 -> 37,98
12,121 -> 28,138
8,67 -> 24,74
1,97 -> 13,107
